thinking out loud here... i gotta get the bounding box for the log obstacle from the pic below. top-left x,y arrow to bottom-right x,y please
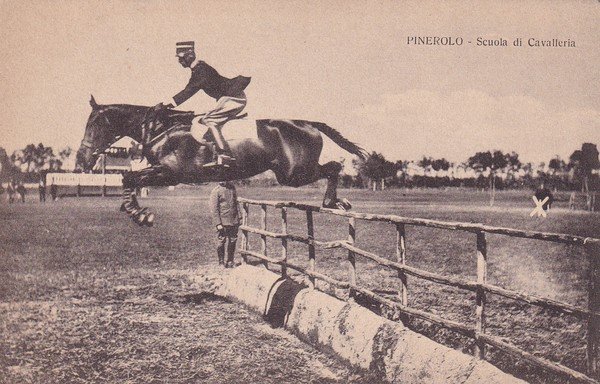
237,197 -> 600,384
198,264 -> 525,383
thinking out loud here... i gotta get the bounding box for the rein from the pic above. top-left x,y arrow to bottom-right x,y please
85,105 -> 248,158
140,109 -> 205,150
81,111 -> 123,155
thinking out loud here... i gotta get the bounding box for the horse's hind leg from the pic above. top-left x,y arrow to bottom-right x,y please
318,161 -> 351,210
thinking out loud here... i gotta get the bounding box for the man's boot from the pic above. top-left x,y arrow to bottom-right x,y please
226,239 -> 237,268
217,237 -> 226,266
202,124 -> 236,169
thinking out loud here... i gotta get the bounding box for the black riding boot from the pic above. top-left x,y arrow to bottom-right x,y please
217,239 -> 226,266
226,239 -> 237,267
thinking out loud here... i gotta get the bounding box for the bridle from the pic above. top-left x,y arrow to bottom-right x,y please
80,111 -> 122,155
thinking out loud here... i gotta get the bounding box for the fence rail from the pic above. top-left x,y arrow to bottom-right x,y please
45,173 -> 124,197
46,173 -> 123,187
238,197 -> 600,384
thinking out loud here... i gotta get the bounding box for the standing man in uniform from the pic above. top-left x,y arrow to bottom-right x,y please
209,181 -> 241,268
534,181 -> 554,211
157,41 -> 251,170
38,174 -> 46,203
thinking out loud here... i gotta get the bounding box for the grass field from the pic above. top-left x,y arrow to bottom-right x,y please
1,186 -> 599,383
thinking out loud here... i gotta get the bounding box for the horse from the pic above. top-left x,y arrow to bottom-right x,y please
76,96 -> 367,226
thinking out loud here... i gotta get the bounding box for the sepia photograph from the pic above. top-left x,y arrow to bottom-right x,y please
1,1 -> 599,383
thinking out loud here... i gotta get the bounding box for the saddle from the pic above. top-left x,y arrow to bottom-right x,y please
140,109 -> 194,148
141,108 -> 248,148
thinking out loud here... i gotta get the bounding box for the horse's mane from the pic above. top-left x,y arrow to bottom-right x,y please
91,102 -> 196,128
93,103 -> 194,117
90,96 -> 194,119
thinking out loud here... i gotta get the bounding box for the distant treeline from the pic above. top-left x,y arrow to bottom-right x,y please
349,143 -> 599,193
2,142 -> 598,195
0,144 -> 72,183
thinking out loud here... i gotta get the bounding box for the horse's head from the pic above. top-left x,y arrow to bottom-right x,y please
76,96 -> 143,171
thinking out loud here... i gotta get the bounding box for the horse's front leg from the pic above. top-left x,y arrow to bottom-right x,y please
121,165 -> 178,226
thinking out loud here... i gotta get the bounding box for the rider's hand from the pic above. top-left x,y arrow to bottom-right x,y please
216,224 -> 224,232
161,98 -> 175,109
152,102 -> 167,112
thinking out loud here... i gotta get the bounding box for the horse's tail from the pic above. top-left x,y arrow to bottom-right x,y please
311,122 -> 368,160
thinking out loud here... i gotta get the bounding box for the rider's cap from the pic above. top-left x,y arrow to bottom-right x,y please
176,41 -> 195,57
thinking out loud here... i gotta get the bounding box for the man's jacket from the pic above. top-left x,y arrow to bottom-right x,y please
173,61 -> 251,106
209,184 -> 241,227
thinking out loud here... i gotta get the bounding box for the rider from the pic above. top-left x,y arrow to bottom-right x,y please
157,41 -> 251,169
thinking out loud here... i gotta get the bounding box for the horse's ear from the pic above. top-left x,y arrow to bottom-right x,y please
90,95 -> 98,109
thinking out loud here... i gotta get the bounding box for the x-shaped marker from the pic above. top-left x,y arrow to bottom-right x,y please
530,196 -> 549,218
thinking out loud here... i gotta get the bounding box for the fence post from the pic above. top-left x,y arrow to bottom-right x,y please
396,224 -> 408,306
281,207 -> 288,278
348,217 -> 357,299
587,242 -> 600,379
241,202 -> 249,264
306,210 -> 316,288
260,204 -> 268,268
475,231 -> 488,359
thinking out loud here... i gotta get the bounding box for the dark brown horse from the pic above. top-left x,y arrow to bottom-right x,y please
77,96 -> 367,225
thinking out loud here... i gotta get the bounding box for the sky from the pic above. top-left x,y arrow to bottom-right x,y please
0,0 -> 598,166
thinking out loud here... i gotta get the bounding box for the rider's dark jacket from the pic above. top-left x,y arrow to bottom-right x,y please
172,61 -> 251,106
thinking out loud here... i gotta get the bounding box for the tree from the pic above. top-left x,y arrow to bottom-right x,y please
34,143 -> 55,171
548,155 -> 567,190
569,143 -> 600,210
467,150 -> 509,206
489,150 -> 508,204
431,158 -> 450,172
468,151 -> 492,192
468,151 -> 493,174
504,152 -> 521,187
353,152 -> 397,191
0,147 -> 18,182
11,144 -> 37,173
569,143 -> 600,192
418,156 -> 433,175
48,146 -> 73,171
395,160 -> 408,187
8,143 -> 71,181
548,156 -> 565,175
520,162 -> 535,188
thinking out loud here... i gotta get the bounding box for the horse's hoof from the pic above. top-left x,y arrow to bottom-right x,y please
130,210 -> 142,224
132,214 -> 141,224
341,198 -> 352,210
144,213 -> 155,227
119,202 -> 126,212
335,198 -> 352,211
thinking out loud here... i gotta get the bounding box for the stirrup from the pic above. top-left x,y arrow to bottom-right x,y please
203,154 -> 236,167
217,154 -> 236,164
202,161 -> 227,169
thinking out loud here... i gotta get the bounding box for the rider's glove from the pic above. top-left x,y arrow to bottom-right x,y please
162,98 -> 176,109
216,224 -> 224,232
152,102 -> 167,113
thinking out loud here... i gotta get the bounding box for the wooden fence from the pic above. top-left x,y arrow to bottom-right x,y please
46,173 -> 123,197
238,197 -> 600,384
